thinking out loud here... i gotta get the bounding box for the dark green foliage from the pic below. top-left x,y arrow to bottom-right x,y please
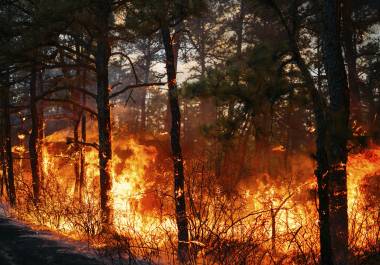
183,41 -> 291,139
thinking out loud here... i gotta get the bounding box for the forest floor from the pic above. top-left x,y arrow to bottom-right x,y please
0,215 -> 104,265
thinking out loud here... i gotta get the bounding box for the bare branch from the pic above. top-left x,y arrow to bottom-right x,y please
36,86 -> 97,101
66,138 -> 99,151
111,52 -> 140,84
110,82 -> 165,99
42,98 -> 97,117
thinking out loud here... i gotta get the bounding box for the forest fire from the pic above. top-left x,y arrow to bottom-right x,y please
1,0 -> 379,264
6,122 -> 380,263
27,125 -> 167,235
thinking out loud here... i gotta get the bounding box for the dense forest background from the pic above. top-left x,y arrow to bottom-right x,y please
0,0 -> 380,265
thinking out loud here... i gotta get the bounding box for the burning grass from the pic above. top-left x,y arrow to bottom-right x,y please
2,122 -> 380,264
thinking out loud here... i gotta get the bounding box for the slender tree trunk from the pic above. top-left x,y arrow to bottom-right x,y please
141,40 -> 152,133
76,42 -> 87,201
29,65 -> 41,203
0,117 -> 4,198
0,141 -> 5,198
270,206 -> 276,256
288,36 -> 333,265
197,18 -> 216,126
265,11 -> 332,260
73,117 -> 81,198
226,0 -> 246,120
342,0 -> 361,124
161,24 -> 190,264
0,108 -> 7,198
1,81 -> 16,206
95,1 -> 113,226
37,71 -> 44,186
72,66 -> 82,200
236,0 -> 246,58
80,86 -> 87,202
321,1 -> 350,265
261,20 -> 335,261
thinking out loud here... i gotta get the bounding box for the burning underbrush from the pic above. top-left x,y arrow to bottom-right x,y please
2,122 -> 380,264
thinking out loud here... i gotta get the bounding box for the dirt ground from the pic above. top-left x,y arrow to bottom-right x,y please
0,216 -> 103,265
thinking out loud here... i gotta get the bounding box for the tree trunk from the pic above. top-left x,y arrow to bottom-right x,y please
73,117 -> 81,198
197,18 -> 216,127
29,65 -> 41,203
1,80 -> 16,206
270,206 -> 276,256
37,71 -> 44,186
95,1 -> 113,226
236,0 -> 246,58
0,141 -> 5,198
76,42 -> 87,202
80,90 -> 87,202
288,34 -> 334,265
0,116 -> 4,198
161,25 -> 190,264
342,0 -> 361,124
266,12 -> 331,252
321,1 -> 350,265
72,67 -> 82,200
141,39 -> 152,133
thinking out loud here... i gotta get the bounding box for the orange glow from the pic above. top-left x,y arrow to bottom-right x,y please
9,114 -> 380,261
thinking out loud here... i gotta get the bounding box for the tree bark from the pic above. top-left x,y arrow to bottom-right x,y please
161,25 -> 190,263
95,0 -> 113,226
321,1 -> 350,264
29,65 -> 41,203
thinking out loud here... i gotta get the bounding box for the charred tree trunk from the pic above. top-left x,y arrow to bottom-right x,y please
95,1 -> 113,226
161,25 -> 190,263
321,1 -> 350,265
297,56 -> 333,265
29,65 -> 41,203
294,44 -> 334,265
285,21 -> 333,265
1,79 -> 16,206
